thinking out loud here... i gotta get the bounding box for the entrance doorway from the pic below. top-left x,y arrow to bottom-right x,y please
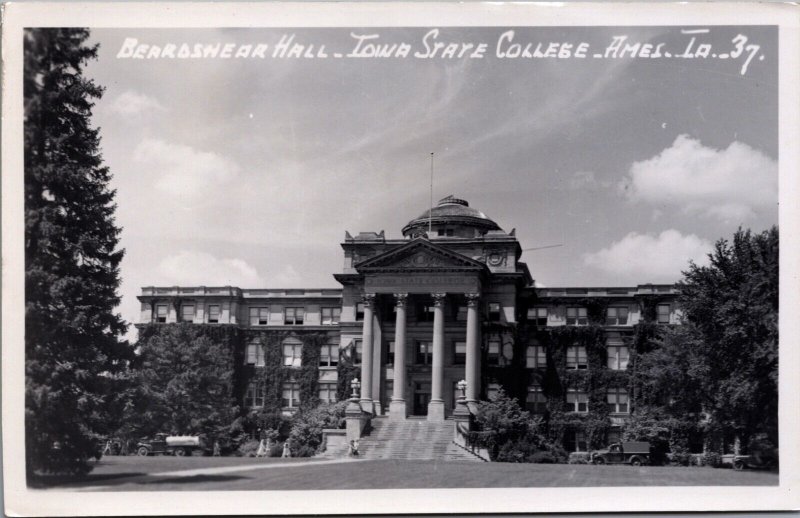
413,381 -> 431,415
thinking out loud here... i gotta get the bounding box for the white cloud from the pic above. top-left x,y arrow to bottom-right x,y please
133,139 -> 240,198
107,90 -> 165,117
157,251 -> 262,286
583,230 -> 711,280
620,135 -> 777,222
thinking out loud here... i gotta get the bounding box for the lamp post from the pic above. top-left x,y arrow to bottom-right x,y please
350,378 -> 361,400
457,379 -> 467,400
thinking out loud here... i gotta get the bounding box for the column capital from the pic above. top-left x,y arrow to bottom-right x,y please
361,292 -> 377,308
465,293 -> 481,306
431,292 -> 447,307
394,293 -> 409,307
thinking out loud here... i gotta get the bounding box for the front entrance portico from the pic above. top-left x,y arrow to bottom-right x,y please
353,238 -> 490,422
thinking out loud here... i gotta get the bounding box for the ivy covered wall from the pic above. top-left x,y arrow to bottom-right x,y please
482,294 -> 675,451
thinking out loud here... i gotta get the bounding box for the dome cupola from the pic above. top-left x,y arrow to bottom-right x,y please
402,195 -> 502,238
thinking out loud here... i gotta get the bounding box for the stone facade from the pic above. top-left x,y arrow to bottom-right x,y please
138,196 -> 679,451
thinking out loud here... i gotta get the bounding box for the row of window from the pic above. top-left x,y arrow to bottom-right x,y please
155,304 -> 222,323
244,379 -> 628,414
245,341 -> 339,367
487,384 -> 630,414
154,305 -> 343,325
156,302 -> 673,326
244,340 -> 630,371
244,381 -> 339,408
526,303 -> 672,326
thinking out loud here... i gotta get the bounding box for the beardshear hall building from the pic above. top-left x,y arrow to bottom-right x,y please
138,196 -> 681,457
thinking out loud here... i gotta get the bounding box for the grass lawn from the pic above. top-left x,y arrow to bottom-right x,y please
32,456 -> 779,491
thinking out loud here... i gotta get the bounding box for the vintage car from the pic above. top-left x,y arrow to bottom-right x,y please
136,433 -> 206,456
726,451 -> 779,470
591,441 -> 651,466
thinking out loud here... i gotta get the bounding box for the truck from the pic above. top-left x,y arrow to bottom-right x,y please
591,441 -> 651,466
136,434 -> 207,457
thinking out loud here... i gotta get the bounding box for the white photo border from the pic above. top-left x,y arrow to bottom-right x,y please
2,2 -> 799,515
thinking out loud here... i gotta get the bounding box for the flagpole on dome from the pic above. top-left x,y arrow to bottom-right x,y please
429,152 -> 434,235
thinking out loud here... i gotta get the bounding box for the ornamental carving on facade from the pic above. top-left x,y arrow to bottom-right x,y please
431,293 -> 447,306
482,247 -> 507,267
395,251 -> 449,268
361,292 -> 377,308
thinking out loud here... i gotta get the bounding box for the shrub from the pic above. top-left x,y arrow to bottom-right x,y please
669,452 -> 692,466
287,402 -> 348,457
237,440 -> 261,457
269,442 -> 284,457
530,451 -> 558,464
702,451 -> 722,468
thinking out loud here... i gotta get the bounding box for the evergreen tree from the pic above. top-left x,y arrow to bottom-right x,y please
25,28 -> 132,475
132,325 -> 239,440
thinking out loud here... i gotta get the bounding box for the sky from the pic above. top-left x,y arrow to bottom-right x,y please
83,26 -> 779,338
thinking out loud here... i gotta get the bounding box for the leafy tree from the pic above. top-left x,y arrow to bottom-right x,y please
25,28 -> 132,475
681,227 -> 779,448
132,325 -> 239,440
636,227 -> 779,452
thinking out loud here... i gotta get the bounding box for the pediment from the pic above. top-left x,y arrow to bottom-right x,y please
355,238 -> 487,272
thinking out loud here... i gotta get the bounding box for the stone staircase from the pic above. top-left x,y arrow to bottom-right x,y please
337,416 -> 485,462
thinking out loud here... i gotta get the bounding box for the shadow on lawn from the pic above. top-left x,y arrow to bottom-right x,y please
28,472 -> 148,489
140,475 -> 247,485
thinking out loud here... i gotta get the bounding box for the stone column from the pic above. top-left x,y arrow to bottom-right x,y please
428,292 -> 447,421
465,293 -> 481,404
389,293 -> 408,420
359,293 -> 376,413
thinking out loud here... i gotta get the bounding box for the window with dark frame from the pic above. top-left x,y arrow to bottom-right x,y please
282,340 -> 302,367
566,306 -> 588,326
321,307 -> 341,325
181,304 -> 194,323
566,345 -> 588,369
207,304 -> 220,323
607,388 -> 629,414
319,383 -> 337,404
526,344 -> 547,368
319,342 -> 339,367
284,307 -> 305,325
249,307 -> 269,326
488,302 -> 501,322
245,341 -> 265,366
657,303 -> 671,324
416,340 -> 432,365
245,380 -> 265,408
567,389 -> 588,413
155,304 -> 167,323
453,341 -> 466,365
607,333 -> 630,371
487,340 -> 503,366
418,303 -> 435,322
527,307 -> 548,326
355,303 -> 365,321
281,382 -> 300,408
526,384 -> 547,413
605,306 -> 629,325
387,341 -> 395,365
